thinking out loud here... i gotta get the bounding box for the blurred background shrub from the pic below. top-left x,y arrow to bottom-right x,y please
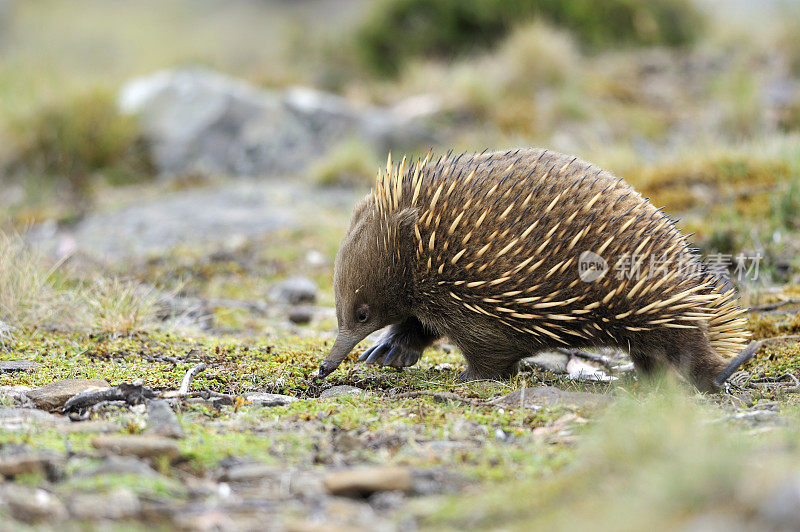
356,0 -> 703,75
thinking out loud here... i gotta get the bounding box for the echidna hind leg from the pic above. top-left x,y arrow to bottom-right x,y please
359,316 -> 439,368
456,344 -> 520,382
664,329 -> 728,393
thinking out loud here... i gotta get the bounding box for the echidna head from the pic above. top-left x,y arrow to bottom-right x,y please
318,198 -> 415,378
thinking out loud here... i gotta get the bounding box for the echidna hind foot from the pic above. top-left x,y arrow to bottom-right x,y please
629,326 -> 732,393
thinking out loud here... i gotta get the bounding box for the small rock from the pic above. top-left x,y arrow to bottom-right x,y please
324,466 -> 412,497
288,306 -> 314,325
25,378 -> 111,411
0,386 -> 33,406
566,358 -> 617,382
271,276 -> 318,305
0,360 -> 41,373
68,488 -> 141,521
521,351 -> 570,374
0,450 -> 63,478
6,488 -> 67,523
243,392 -> 298,407
71,455 -> 161,479
91,434 -> 181,460
219,463 -> 280,482
145,399 -> 184,439
57,420 -> 120,434
320,385 -> 366,400
432,363 -> 453,371
496,386 -> 609,409
0,407 -> 68,430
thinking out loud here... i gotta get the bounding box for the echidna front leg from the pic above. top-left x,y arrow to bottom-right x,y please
359,317 -> 439,368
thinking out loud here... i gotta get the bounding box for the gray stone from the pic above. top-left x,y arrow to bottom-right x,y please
566,357 -> 617,382
244,392 -> 298,407
288,305 -> 314,325
324,466 -> 412,497
118,68 -> 434,179
67,488 -> 141,521
496,386 -> 610,409
6,487 -> 68,523
0,407 -> 68,430
521,351 -> 570,374
0,360 -> 41,373
320,385 -> 366,400
71,455 -> 161,480
145,399 -> 184,439
25,378 -> 111,411
271,276 -> 318,305
91,434 -> 181,460
219,463 -> 280,482
0,450 -> 63,478
57,420 -> 120,434
0,386 -> 33,406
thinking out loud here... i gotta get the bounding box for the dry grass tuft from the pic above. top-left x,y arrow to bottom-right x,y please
0,229 -> 162,341
76,277 -> 161,337
0,230 -> 67,339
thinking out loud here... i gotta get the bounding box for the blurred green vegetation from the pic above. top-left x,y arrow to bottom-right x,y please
5,90 -> 152,194
309,137 -> 379,187
424,380 -> 798,530
356,0 -> 703,76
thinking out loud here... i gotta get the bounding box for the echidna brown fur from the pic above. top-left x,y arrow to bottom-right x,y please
319,148 -> 751,392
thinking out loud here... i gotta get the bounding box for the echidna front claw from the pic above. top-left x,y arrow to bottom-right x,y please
359,339 -> 422,368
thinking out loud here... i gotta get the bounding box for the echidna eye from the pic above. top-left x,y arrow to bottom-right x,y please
356,305 -> 370,323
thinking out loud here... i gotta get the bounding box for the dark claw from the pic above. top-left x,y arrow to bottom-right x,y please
359,345 -> 377,362
364,343 -> 390,364
318,362 -> 332,378
402,350 -> 418,366
382,346 -> 401,366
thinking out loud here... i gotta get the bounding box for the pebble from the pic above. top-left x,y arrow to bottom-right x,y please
91,434 -> 181,460
0,385 -> 33,405
0,360 -> 41,373
6,487 -> 68,523
244,392 -> 298,407
67,488 -> 141,521
521,351 -> 570,374
145,399 -> 184,439
496,386 -> 609,409
57,420 -> 120,434
71,455 -> 161,480
320,386 -> 366,400
566,358 -> 617,382
271,276 -> 318,305
25,378 -> 111,411
219,463 -> 280,482
323,466 -> 412,497
288,306 -> 314,325
0,407 -> 68,431
0,450 -> 63,478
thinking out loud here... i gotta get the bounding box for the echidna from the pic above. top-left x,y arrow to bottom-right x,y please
318,148 -> 755,391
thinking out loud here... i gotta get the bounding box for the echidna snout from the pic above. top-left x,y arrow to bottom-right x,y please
321,148 -> 752,392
